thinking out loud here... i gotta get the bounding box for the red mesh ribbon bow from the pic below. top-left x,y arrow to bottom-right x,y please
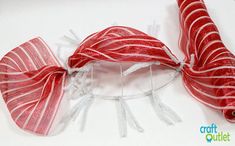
0,38 -> 67,135
0,0 -> 234,136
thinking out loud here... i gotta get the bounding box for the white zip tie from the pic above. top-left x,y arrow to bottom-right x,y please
147,21 -> 160,37
73,64 -> 95,131
190,54 -> 195,68
123,62 -> 160,76
78,65 -> 95,131
63,29 -> 81,46
116,97 -> 127,137
63,35 -> 79,46
116,64 -> 144,137
150,92 -> 174,125
71,96 -> 92,121
162,46 -> 180,64
149,65 -> 181,125
120,97 -> 144,132
116,64 -> 127,137
69,29 -> 81,42
59,64 -> 94,132
149,65 -> 173,125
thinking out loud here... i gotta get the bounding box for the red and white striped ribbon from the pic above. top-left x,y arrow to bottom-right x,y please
0,0 -> 235,136
0,38 -> 67,135
178,0 -> 235,122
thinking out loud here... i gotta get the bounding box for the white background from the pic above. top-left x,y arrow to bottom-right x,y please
0,0 -> 235,146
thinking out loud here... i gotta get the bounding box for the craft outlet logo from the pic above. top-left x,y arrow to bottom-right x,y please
200,123 -> 231,143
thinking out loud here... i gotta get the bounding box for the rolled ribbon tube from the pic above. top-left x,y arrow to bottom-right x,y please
178,0 -> 235,122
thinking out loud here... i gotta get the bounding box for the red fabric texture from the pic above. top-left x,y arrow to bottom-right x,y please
178,0 -> 235,122
0,0 -> 235,136
0,38 -> 67,135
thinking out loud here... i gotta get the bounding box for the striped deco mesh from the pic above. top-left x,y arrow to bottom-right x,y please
0,0 -> 235,136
